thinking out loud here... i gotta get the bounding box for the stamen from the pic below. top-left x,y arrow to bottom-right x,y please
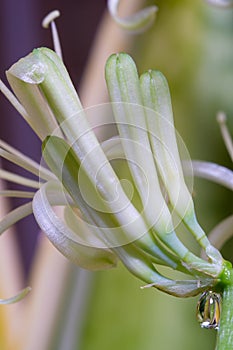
0,202 -> 33,235
0,79 -> 29,121
185,161 -> 233,191
0,190 -> 35,198
0,169 -> 41,189
0,286 -> 31,305
0,139 -> 55,182
42,10 -> 63,60
217,111 -> 233,162
108,0 -> 158,33
206,215 -> 233,251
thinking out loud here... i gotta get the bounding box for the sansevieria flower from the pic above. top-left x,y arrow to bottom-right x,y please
1,45 -> 230,301
1,4 -> 233,350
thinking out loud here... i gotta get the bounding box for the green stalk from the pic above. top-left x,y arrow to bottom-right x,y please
216,269 -> 233,350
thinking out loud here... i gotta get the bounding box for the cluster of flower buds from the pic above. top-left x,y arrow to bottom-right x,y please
0,45 -> 228,302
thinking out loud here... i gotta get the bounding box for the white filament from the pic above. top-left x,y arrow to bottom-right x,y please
217,111 -> 233,162
0,287 -> 31,305
188,161 -> 233,191
0,169 -> 40,189
0,79 -> 30,122
42,10 -> 63,60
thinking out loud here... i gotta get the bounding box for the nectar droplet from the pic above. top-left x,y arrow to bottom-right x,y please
196,291 -> 221,330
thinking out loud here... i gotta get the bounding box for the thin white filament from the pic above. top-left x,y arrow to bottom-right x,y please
42,10 -> 63,60
0,287 -> 31,305
217,112 -> 233,162
0,79 -> 30,122
0,186 -> 74,236
0,190 -> 35,198
0,169 -> 41,189
185,161 -> 233,191
207,215 -> 233,250
0,141 -> 55,182
0,202 -> 33,235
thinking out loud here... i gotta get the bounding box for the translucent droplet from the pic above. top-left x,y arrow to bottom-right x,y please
196,291 -> 221,330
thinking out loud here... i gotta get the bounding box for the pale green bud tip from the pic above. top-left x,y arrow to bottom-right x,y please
6,48 -> 60,85
140,70 -> 171,103
105,52 -> 140,103
5,47 -> 66,140
6,49 -> 47,84
141,69 -> 167,83
106,52 -> 138,76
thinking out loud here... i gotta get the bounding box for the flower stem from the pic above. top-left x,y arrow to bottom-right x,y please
216,269 -> 233,350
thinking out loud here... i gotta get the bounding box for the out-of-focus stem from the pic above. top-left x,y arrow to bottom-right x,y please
0,178 -> 25,349
48,267 -> 94,350
215,270 -> 233,350
18,233 -> 70,350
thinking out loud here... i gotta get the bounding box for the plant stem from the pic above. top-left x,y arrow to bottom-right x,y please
216,269 -> 233,350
